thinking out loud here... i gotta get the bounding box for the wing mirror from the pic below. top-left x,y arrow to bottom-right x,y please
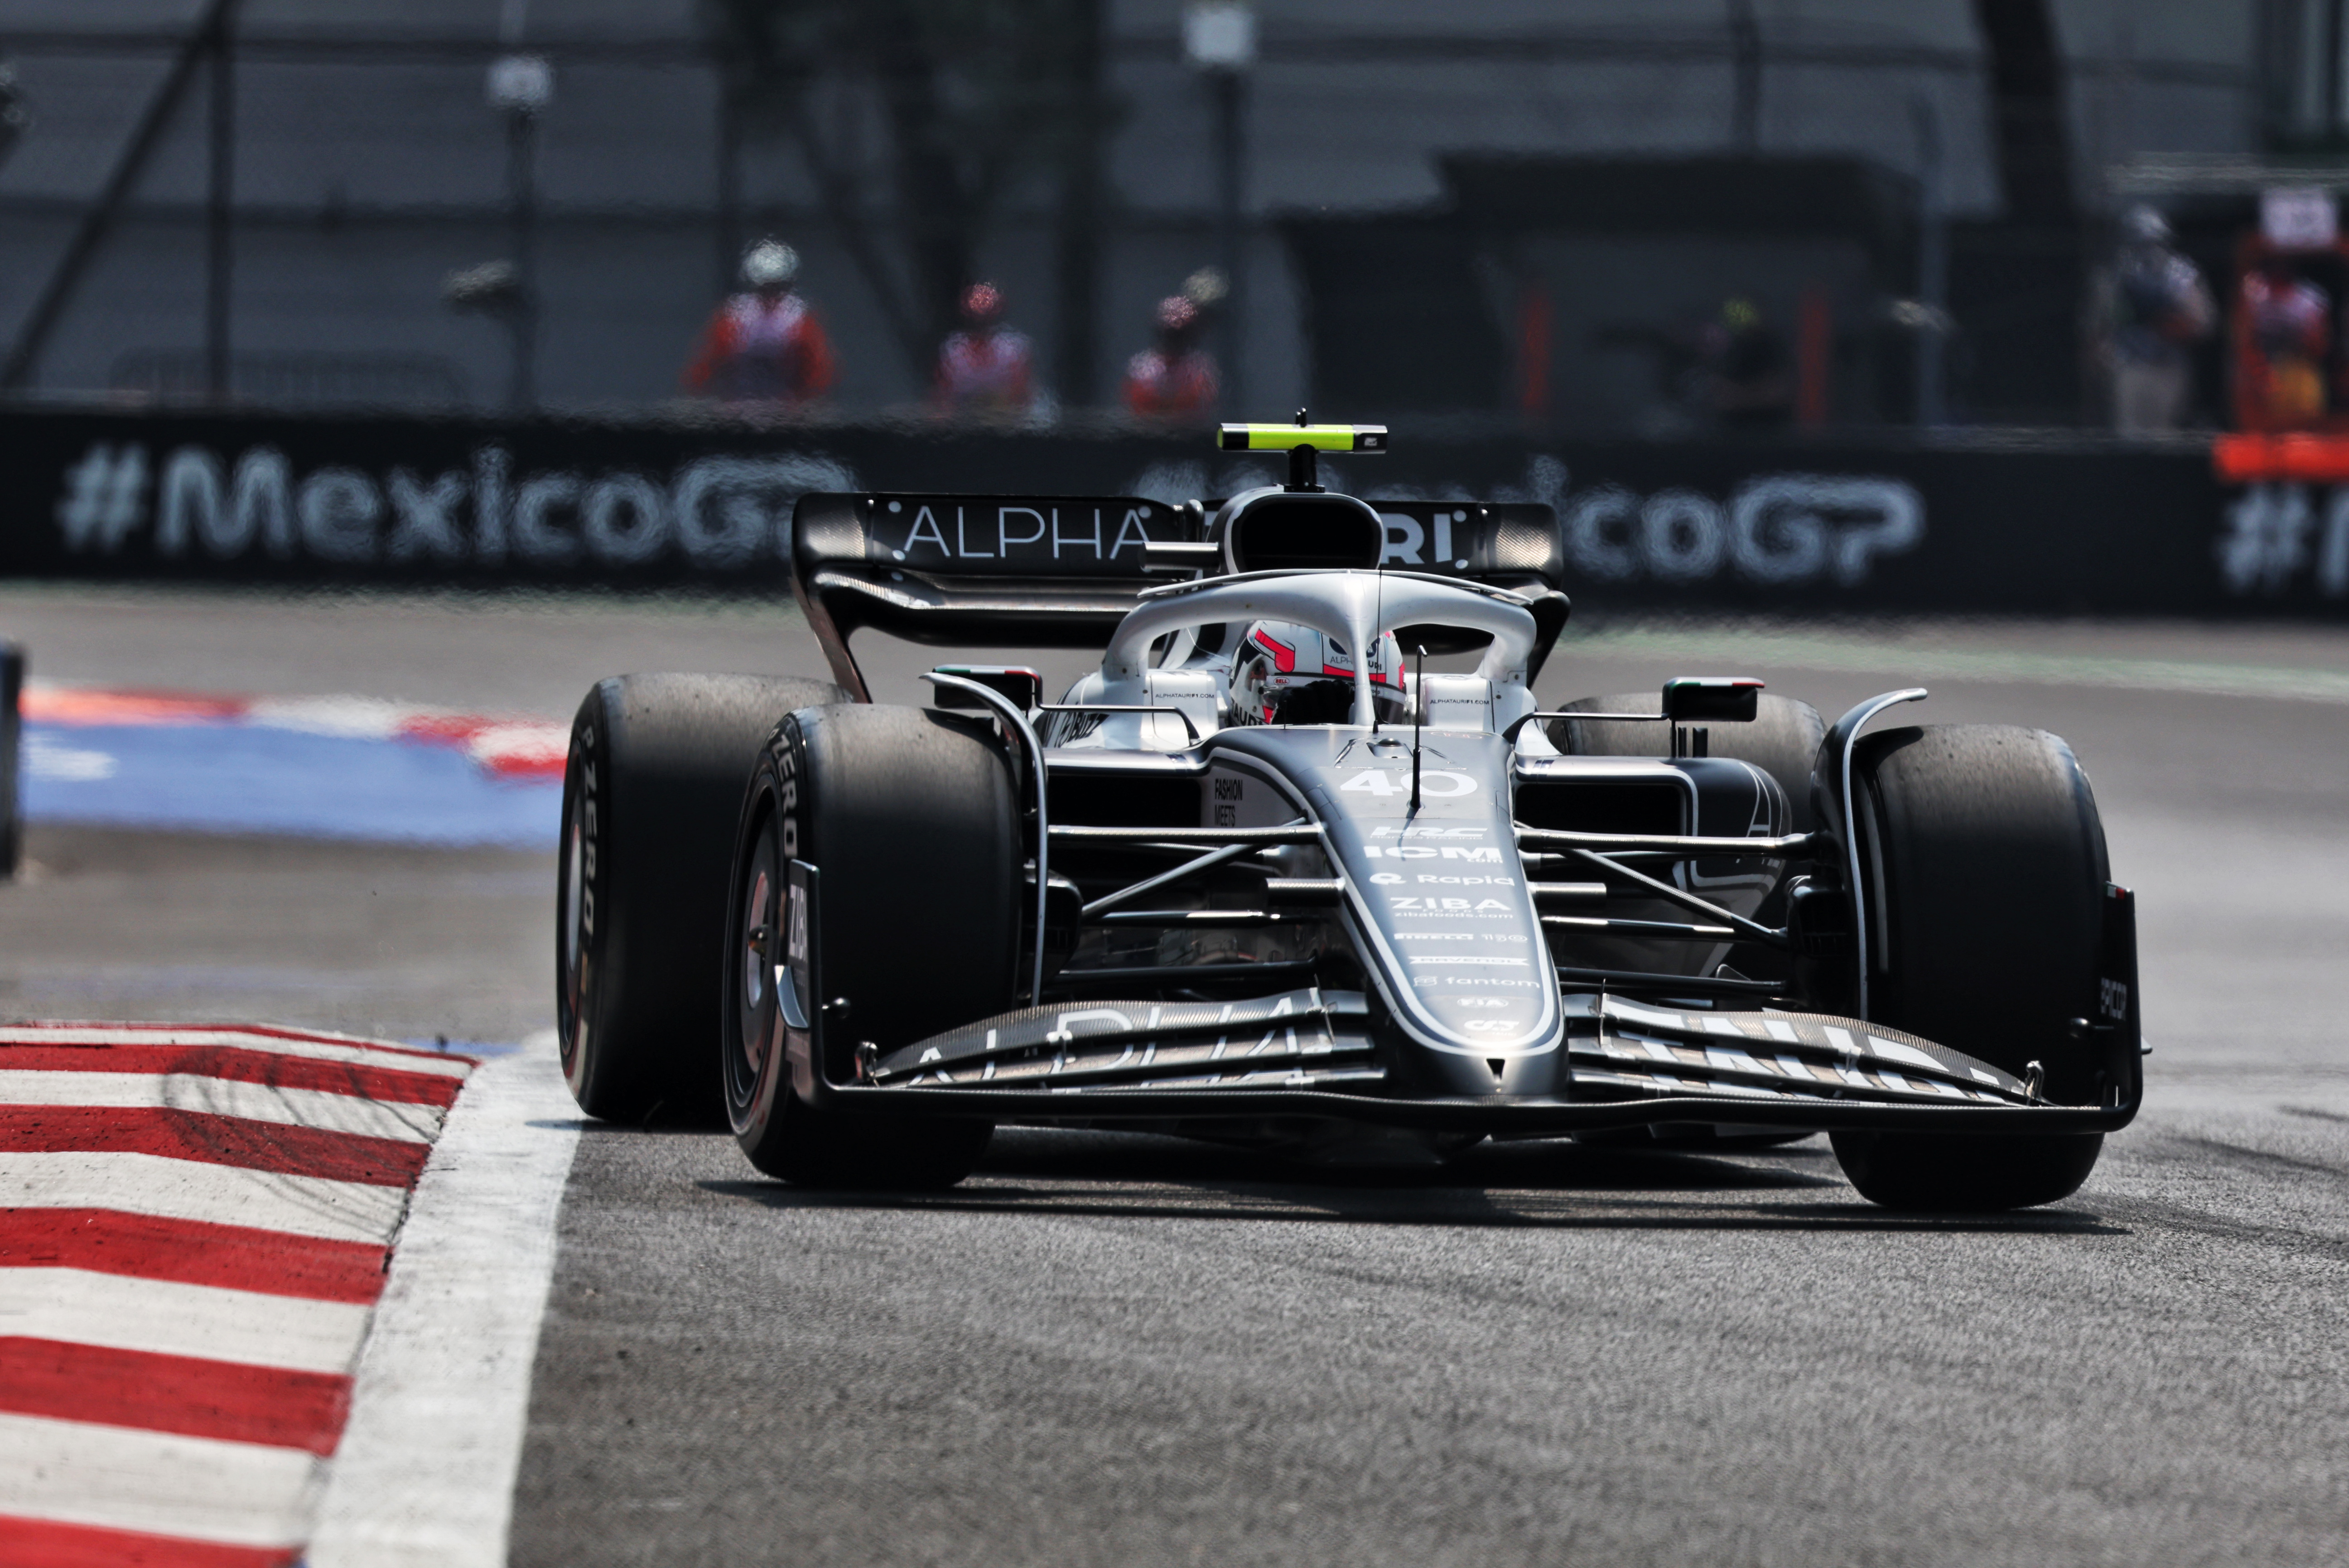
930,666 -> 1042,713
1660,676 -> 1762,724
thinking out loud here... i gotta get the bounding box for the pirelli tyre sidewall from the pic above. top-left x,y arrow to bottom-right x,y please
558,709 -> 603,1101
724,723 -> 801,1153
558,672 -> 844,1124
1833,722 -> 2110,1211
724,703 -> 1015,1187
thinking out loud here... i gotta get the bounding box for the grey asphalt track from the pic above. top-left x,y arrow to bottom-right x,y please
2,586 -> 2345,1565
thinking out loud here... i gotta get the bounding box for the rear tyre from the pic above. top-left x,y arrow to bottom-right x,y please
724,704 -> 1015,1188
1830,724 -> 2111,1211
1552,691 -> 1826,830
558,672 -> 845,1124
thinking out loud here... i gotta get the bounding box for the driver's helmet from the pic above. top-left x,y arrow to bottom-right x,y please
1230,621 -> 1410,726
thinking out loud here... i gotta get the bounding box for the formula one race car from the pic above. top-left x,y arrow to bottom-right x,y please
556,420 -> 2142,1210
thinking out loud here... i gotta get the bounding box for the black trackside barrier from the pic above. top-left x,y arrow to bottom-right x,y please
0,641 -> 20,879
0,402 -> 2334,618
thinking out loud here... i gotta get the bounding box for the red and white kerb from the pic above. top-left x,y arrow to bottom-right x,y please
0,1023 -> 477,1565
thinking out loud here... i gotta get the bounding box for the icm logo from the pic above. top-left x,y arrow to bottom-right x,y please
1561,474 -> 1923,586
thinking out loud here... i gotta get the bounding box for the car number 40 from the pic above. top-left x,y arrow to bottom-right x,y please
1340,768 -> 1477,799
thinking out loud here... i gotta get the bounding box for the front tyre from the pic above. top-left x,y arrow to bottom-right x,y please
724,704 -> 1015,1188
1831,1131 -> 2104,1212
1831,724 -> 2111,1211
558,672 -> 845,1124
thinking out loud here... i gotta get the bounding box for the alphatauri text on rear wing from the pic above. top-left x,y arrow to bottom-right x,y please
789,491 -> 1567,700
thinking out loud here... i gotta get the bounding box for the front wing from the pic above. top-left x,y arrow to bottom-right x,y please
780,864 -> 2145,1138
829,987 -> 2139,1136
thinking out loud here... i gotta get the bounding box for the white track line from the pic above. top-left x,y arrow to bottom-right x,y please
1559,628 -> 2349,706
0,1071 -> 443,1143
307,1033 -> 580,1568
0,1408 -> 321,1549
0,1151 -> 411,1245
0,1268 -> 371,1374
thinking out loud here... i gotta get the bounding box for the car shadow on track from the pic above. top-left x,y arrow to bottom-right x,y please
695,1129 -> 2126,1236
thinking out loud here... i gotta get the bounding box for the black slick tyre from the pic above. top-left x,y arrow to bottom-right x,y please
1830,1130 -> 2103,1214
1552,691 -> 1827,831
723,704 -> 1015,1188
1830,724 -> 2110,1211
558,672 -> 845,1125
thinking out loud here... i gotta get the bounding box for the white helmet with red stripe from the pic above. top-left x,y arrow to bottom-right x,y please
1230,621 -> 1409,726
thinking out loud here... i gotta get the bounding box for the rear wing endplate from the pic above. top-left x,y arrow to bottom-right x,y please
791,491 -> 1563,700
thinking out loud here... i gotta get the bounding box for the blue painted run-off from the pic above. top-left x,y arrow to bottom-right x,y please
24,722 -> 561,849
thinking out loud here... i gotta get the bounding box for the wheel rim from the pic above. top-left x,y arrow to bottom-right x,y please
726,806 -> 783,1114
564,797 -> 584,977
559,762 -> 591,1082
742,864 -> 772,1066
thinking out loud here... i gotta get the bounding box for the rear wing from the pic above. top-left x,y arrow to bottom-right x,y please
791,491 -> 1563,700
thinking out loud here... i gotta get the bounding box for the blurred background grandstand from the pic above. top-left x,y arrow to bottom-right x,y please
0,2 -> 2331,430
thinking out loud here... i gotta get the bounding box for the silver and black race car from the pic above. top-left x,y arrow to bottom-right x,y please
556,420 -> 2142,1210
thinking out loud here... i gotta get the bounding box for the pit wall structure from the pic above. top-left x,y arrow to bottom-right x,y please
0,406 -> 2324,618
